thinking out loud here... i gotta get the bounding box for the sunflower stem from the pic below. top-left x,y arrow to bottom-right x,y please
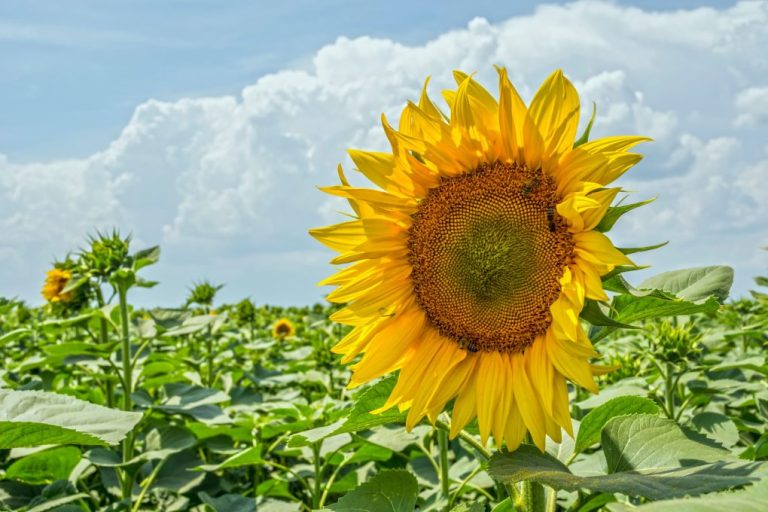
664,361 -> 676,418
437,428 -> 451,501
117,283 -> 135,504
434,419 -> 491,459
95,286 -> 115,408
520,435 -> 546,512
205,323 -> 214,387
311,442 -> 323,509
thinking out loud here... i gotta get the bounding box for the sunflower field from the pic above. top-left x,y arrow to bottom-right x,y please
1,70 -> 767,512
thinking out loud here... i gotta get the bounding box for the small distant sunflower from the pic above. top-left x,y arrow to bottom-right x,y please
311,69 -> 649,450
41,268 -> 74,303
273,318 -> 296,339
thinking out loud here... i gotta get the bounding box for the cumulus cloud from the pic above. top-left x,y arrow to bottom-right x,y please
734,86 -> 768,126
1,0 -> 767,304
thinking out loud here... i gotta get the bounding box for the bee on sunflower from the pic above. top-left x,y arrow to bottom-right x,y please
311,68 -> 649,450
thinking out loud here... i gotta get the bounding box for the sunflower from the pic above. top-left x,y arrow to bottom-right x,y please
41,268 -> 74,303
273,318 -> 296,339
310,68 -> 648,450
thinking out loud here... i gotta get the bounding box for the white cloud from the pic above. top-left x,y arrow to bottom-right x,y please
2,0 -> 768,304
734,86 -> 768,126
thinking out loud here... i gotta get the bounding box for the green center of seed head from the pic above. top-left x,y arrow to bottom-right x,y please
454,217 -> 535,303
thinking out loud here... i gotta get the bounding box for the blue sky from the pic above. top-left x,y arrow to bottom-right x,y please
1,0 -> 766,307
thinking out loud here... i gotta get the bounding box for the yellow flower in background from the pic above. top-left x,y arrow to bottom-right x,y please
273,318 -> 296,339
41,269 -> 74,303
311,68 -> 649,450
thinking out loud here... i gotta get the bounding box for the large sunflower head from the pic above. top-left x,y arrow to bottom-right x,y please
310,69 -> 649,451
41,268 -> 74,303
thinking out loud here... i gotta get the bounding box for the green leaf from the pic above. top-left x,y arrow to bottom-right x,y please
617,241 -> 669,255
580,300 -> 637,329
0,389 -> 142,448
597,197 -> 655,233
288,420 -> 347,447
60,274 -> 89,294
196,446 -> 262,471
136,427 -> 197,462
199,492 -> 256,512
574,397 -> 661,454
5,446 -> 81,484
161,315 -> 215,337
451,503 -> 486,512
610,293 -> 721,325
691,412 -> 739,449
151,451 -> 205,494
490,498 -> 514,512
607,479 -> 768,511
638,266 -> 734,303
601,414 -> 728,473
488,414 -> 764,500
333,376 -> 406,435
43,341 -> 117,360
327,470 -> 418,512
0,328 -> 31,345
133,245 -> 161,271
26,493 -> 91,512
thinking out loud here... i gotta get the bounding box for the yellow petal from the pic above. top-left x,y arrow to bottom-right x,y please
511,354 -> 546,451
551,370 -> 574,437
497,66 -> 527,164
450,358 -> 481,438
581,187 -> 621,231
573,231 -> 634,268
545,330 -> 598,393
475,352 -> 503,446
372,329 -> 442,411
426,354 -> 478,421
578,135 -> 651,154
349,307 -> 427,387
504,401 -> 527,451
528,70 -> 580,162
407,338 -> 467,428
572,257 -> 609,302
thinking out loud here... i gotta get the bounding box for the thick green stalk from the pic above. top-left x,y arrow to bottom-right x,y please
205,325 -> 214,387
311,443 -> 323,509
520,435 -> 546,512
434,419 -> 491,459
437,428 -> 451,501
95,286 -> 114,408
118,284 -> 134,503
664,362 -> 675,418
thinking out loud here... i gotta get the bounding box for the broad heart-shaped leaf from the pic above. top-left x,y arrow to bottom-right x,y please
592,266 -> 733,342
607,479 -> 768,511
488,414 -> 765,500
574,397 -> 661,454
601,414 -> 729,473
0,390 -> 142,448
327,469 -> 418,512
638,266 -> 734,303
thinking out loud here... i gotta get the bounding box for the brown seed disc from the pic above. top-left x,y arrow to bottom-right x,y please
407,161 -> 574,353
